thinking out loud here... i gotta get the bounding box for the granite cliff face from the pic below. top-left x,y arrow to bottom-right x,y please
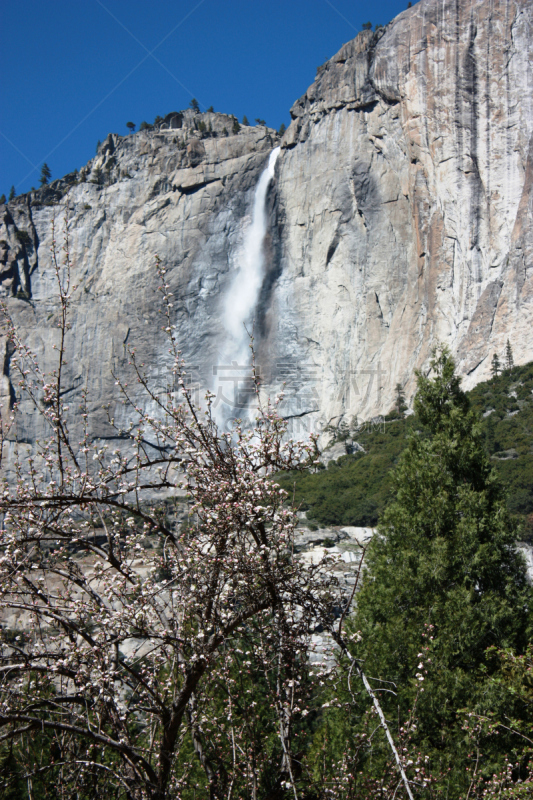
1,0 -> 532,452
1,112 -> 281,455
272,0 -> 533,425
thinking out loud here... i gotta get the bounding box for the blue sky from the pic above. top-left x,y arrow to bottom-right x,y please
1,0 -> 411,197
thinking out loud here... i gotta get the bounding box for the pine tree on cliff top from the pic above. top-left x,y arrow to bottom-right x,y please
39,163 -> 51,186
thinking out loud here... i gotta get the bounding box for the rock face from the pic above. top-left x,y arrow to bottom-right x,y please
1,112 -> 281,456
271,0 -> 533,427
1,0 -> 532,454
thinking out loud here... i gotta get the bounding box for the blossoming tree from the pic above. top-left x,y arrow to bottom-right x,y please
0,217 -> 416,800
0,218 -> 348,799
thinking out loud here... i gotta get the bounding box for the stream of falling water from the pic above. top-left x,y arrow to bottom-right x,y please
214,146 -> 280,427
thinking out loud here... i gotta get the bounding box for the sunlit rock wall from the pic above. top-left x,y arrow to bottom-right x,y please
1,0 -> 532,454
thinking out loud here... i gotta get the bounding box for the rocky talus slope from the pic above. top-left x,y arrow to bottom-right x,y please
1,0 -> 532,456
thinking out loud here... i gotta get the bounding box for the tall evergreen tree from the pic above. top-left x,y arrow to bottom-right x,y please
491,352 -> 501,378
39,163 -> 52,186
8,185 -> 15,201
506,338 -> 514,371
395,382 -> 407,416
349,346 -> 531,791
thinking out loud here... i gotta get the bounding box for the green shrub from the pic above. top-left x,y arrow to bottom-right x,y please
15,230 -> 31,246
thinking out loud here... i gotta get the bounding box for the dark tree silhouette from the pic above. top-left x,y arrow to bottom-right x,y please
39,163 -> 52,186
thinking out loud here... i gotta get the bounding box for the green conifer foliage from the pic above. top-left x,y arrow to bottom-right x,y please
0,748 -> 25,800
484,411 -> 498,455
395,382 -> 407,416
350,346 -> 531,790
506,339 -> 514,371
39,163 -> 52,186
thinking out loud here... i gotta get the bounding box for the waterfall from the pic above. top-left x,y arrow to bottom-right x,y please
215,146 -> 280,426
222,146 -> 280,362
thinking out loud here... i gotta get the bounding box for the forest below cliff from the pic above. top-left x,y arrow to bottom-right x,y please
279,361 -> 533,537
